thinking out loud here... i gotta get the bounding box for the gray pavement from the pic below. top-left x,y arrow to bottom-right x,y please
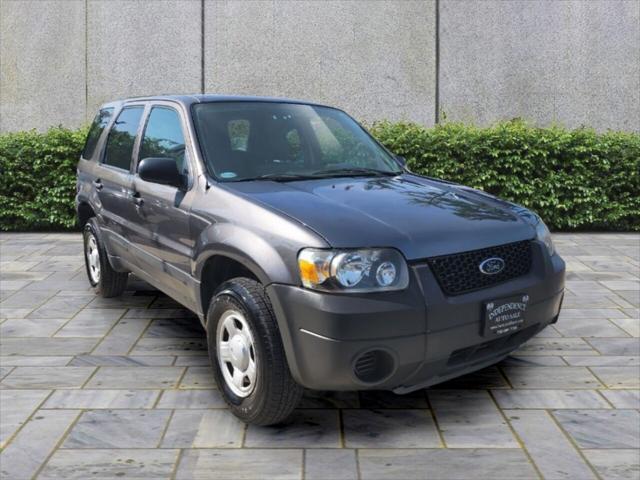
0,232 -> 638,479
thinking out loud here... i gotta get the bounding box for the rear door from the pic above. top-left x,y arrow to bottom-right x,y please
95,104 -> 146,262
77,106 -> 115,212
131,103 -> 197,309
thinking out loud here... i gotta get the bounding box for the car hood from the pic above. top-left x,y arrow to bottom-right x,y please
223,174 -> 536,260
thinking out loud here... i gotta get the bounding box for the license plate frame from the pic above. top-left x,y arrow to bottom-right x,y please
483,294 -> 529,337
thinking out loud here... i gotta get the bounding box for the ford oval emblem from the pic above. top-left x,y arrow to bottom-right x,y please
479,257 -> 505,275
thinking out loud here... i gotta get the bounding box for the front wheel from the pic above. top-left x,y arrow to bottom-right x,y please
207,277 -> 303,425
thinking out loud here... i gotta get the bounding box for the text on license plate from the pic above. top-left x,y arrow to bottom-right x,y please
484,294 -> 529,336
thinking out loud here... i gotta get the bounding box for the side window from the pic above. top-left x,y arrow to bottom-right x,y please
83,108 -> 114,159
103,106 -> 144,170
228,119 -> 250,152
139,107 -> 188,175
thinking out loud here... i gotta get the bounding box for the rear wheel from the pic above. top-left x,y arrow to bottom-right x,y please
206,277 -> 302,425
83,218 -> 128,297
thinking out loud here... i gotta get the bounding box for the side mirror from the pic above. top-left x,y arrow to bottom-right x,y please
138,157 -> 185,189
395,155 -> 407,168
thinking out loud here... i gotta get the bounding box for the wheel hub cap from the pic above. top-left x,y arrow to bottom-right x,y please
229,335 -> 250,370
86,234 -> 101,283
216,310 -> 257,397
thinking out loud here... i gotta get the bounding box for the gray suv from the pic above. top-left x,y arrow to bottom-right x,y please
77,95 -> 565,425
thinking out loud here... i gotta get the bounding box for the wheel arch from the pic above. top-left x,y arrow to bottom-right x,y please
198,252 -> 264,322
77,201 -> 96,227
194,223 -> 299,316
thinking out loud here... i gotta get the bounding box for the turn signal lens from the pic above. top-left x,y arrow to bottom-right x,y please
298,259 -> 319,284
298,249 -> 332,288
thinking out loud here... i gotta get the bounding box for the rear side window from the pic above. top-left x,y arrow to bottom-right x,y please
82,108 -> 114,159
103,106 -> 144,170
139,106 -> 187,175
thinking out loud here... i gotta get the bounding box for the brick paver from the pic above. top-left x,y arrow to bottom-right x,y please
0,232 -> 638,479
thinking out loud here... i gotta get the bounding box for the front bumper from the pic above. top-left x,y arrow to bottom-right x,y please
267,241 -> 565,392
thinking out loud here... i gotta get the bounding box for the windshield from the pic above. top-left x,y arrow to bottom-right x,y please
191,102 -> 402,181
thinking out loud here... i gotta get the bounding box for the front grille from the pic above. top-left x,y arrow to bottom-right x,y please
426,240 -> 532,296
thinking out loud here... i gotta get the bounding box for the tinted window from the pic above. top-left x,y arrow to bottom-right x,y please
83,108 -> 114,159
103,106 -> 144,170
191,102 -> 400,181
140,107 -> 187,175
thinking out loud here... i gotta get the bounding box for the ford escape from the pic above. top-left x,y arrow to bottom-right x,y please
76,95 -> 565,425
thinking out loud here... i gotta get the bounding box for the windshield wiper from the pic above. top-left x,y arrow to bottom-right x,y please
250,173 -> 319,182
246,168 -> 400,182
310,167 -> 400,178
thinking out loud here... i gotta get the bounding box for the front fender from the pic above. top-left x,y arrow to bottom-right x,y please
193,223 -> 296,286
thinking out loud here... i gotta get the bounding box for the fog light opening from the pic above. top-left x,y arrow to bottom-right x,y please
353,349 -> 395,384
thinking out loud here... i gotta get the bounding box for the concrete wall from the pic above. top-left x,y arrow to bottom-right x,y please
1,0 -> 638,132
205,0 -> 436,125
0,0 -> 86,131
440,0 -> 640,131
86,0 -> 202,117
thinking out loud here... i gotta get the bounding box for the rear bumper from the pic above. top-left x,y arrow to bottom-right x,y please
267,241 -> 565,392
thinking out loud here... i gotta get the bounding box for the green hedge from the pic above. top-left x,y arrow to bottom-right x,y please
371,120 -> 639,231
0,127 -> 87,231
0,121 -> 638,231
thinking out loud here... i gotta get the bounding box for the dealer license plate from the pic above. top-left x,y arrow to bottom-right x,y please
483,294 -> 529,336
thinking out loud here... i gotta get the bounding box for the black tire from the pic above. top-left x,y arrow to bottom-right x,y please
206,277 -> 303,425
83,218 -> 128,298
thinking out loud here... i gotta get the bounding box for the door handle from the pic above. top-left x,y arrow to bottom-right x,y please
132,192 -> 144,207
93,179 -> 103,190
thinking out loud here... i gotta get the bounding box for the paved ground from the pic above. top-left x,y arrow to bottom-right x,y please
0,232 -> 638,480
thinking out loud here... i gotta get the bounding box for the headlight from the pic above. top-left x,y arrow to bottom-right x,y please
535,219 -> 555,256
298,248 -> 409,292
